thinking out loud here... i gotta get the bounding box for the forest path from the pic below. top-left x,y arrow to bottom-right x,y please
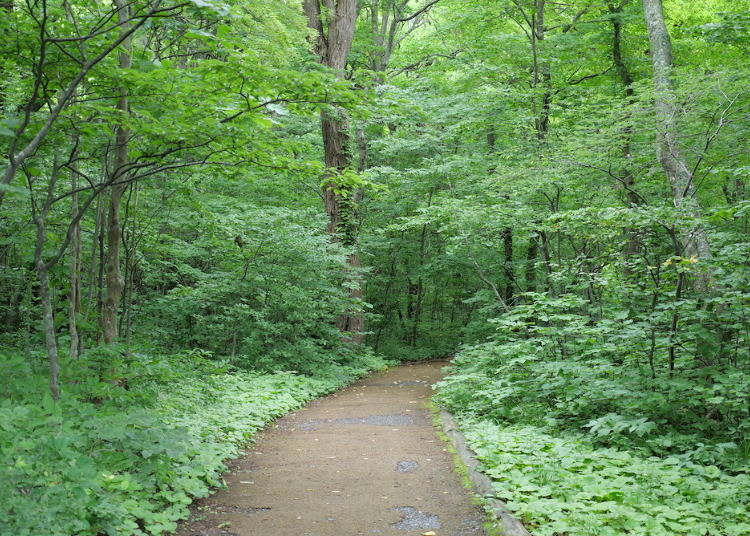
176,361 -> 486,536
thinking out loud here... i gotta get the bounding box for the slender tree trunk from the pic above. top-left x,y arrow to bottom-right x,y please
502,226 -> 514,303
409,190 -> 433,346
532,0 -> 551,140
120,182 -> 139,344
609,0 -> 642,267
31,163 -> 61,399
96,199 -> 106,339
642,0 -> 713,291
486,125 -> 516,303
525,234 -> 538,292
409,230 -> 428,346
539,229 -> 553,293
528,1 -> 552,296
102,0 -> 132,344
68,148 -> 81,358
373,248 -> 398,350
36,259 -> 60,399
102,148 -> 127,344
0,1 -> 12,112
86,197 -> 102,307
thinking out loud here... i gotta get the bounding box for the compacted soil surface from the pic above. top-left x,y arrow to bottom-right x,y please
175,361 -> 487,536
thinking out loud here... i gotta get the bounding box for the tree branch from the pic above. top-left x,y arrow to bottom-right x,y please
396,0 -> 442,23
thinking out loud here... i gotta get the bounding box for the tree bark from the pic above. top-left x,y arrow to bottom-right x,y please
304,0 -> 363,342
36,259 -> 60,400
487,125 -> 516,303
532,0 -> 551,140
525,234 -> 538,292
102,0 -> 132,344
68,144 -> 81,358
0,1 -> 12,111
502,226 -> 515,304
609,0 -> 642,265
31,158 -> 63,399
86,196 -> 103,316
642,0 -> 713,291
409,190 -> 432,346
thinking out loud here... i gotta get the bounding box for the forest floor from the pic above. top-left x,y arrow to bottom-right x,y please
175,361 -> 487,536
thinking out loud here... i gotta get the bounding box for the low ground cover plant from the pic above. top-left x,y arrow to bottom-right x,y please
0,349 -> 386,536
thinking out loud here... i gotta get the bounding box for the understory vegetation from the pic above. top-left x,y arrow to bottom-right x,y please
0,349 -> 386,535
1,0 -> 749,534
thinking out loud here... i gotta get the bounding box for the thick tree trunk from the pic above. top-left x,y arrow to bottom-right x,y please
102,0 -> 132,344
642,0 -> 713,291
304,0 -> 363,342
321,115 -> 352,236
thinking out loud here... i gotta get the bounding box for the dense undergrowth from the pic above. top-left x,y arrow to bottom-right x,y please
0,348 -> 386,536
436,294 -> 750,536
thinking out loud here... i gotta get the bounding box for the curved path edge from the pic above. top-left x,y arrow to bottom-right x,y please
438,411 -> 532,536
175,361 -> 489,536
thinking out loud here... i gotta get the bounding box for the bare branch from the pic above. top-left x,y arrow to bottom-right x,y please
396,0 -> 442,23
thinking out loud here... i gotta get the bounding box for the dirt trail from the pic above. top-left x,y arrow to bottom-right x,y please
176,361 -> 486,536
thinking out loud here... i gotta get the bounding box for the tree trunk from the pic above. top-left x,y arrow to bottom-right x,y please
525,234 -> 538,292
96,198 -> 106,339
86,196 -> 103,309
37,260 -> 60,400
32,196 -> 60,399
68,147 -> 81,358
532,0 -> 551,140
410,194 -> 431,346
120,182 -> 139,344
487,124 -> 515,303
373,247 -> 398,350
502,226 -> 514,304
0,1 -> 12,111
102,0 -> 132,344
609,0 -> 641,266
642,0 -> 713,291
304,0 -> 363,342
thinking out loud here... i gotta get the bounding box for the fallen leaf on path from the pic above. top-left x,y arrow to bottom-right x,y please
422,532 -> 436,536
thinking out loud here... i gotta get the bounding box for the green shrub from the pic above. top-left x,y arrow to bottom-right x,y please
435,287 -> 750,535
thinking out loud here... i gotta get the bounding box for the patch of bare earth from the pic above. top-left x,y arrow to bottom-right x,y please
175,361 -> 485,536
